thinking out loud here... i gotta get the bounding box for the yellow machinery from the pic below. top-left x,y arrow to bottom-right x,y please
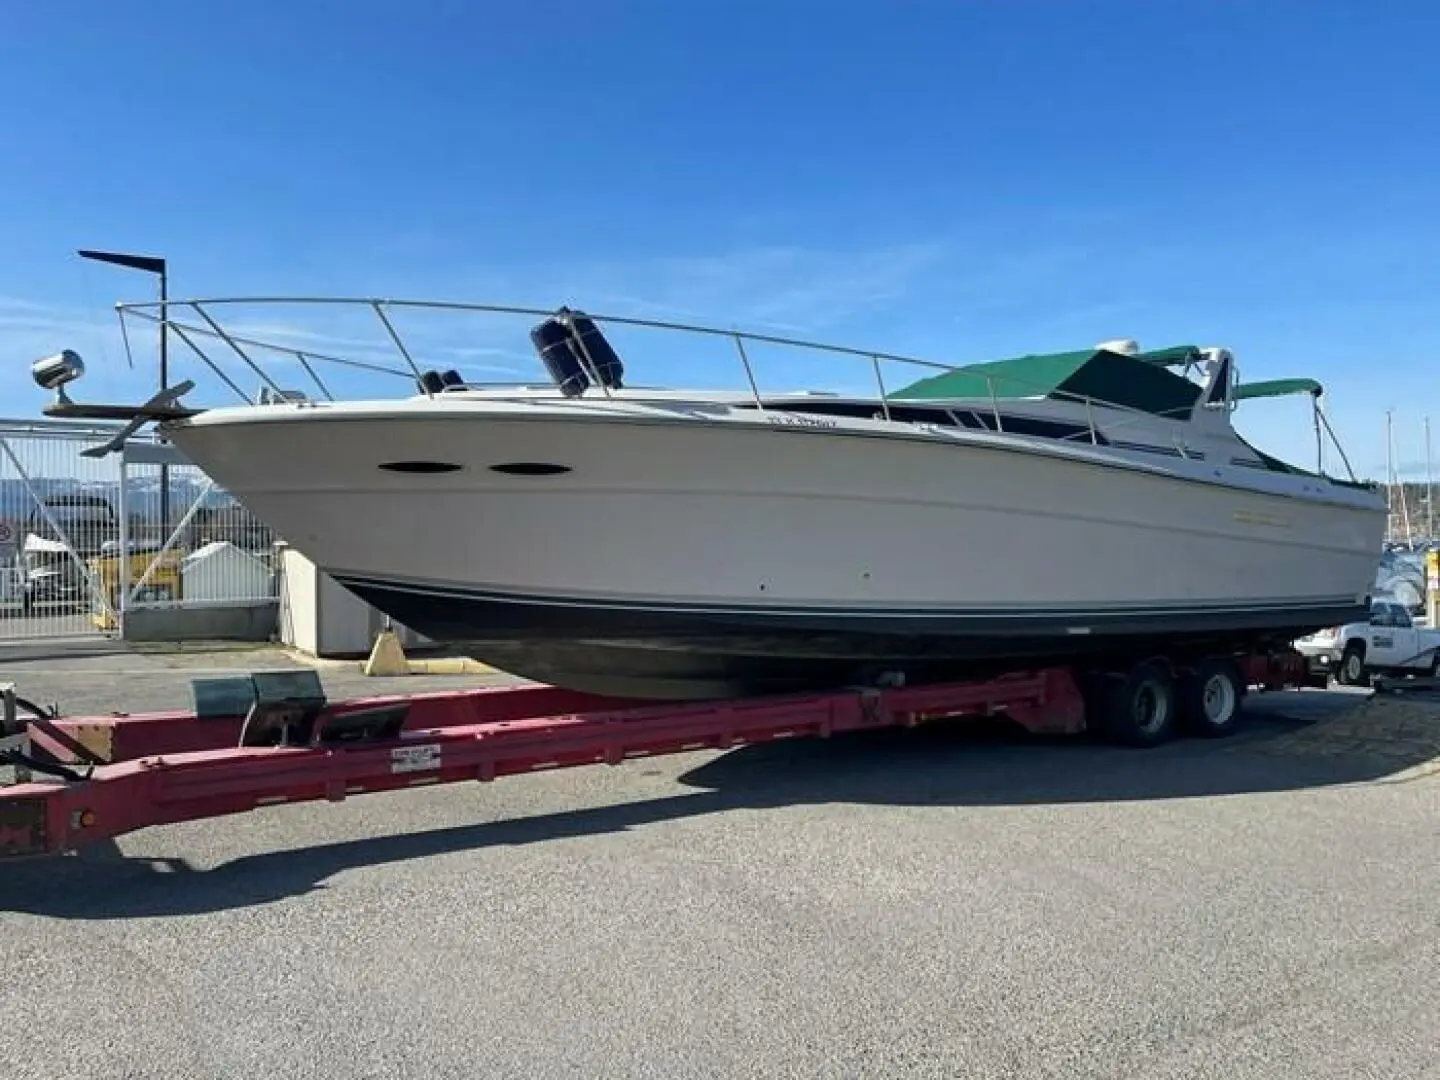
1428,549 -> 1440,628
89,547 -> 183,630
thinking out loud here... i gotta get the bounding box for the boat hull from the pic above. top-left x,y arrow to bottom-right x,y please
164,402 -> 1386,697
331,572 -> 1366,697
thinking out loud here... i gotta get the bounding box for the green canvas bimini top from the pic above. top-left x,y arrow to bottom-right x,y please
893,344 -> 1208,419
1233,377 -> 1323,401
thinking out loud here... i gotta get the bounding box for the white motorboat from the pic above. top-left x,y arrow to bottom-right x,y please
41,300 -> 1388,698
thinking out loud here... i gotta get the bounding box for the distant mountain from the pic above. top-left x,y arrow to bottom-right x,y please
0,475 -> 241,529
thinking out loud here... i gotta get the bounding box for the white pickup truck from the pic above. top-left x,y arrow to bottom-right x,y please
1294,598 -> 1440,685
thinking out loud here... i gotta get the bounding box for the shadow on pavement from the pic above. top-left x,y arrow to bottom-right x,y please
2,690 -> 1432,920
0,639 -> 131,664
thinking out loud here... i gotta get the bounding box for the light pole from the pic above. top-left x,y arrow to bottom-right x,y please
77,248 -> 170,531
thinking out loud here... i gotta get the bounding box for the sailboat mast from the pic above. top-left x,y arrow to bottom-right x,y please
1427,415 -> 1434,542
1393,413 -> 1414,547
1386,410 -> 1395,544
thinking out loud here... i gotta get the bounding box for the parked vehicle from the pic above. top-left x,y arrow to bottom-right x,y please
19,534 -> 92,613
25,493 -> 117,556
1294,598 -> 1440,684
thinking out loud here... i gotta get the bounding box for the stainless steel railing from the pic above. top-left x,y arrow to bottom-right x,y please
111,296 -> 1362,482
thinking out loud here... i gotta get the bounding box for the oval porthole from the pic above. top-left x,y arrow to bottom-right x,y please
488,462 -> 572,476
378,461 -> 463,474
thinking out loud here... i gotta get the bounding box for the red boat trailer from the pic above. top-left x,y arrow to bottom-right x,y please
0,650 -> 1310,859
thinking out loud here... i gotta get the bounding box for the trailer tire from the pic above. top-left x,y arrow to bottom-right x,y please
1339,642 -> 1368,687
1101,660 -> 1177,748
1179,658 -> 1243,737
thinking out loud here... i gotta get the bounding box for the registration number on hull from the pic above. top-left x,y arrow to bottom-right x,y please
765,414 -> 839,431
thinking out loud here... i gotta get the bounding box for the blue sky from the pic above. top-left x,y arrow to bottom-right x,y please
1,0 -> 1437,478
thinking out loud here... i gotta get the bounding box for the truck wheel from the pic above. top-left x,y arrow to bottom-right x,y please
1339,643 -> 1367,687
1179,658 -> 1244,737
1101,660 -> 1177,748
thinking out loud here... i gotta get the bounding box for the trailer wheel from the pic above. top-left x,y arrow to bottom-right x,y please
1339,642 -> 1367,687
1102,660 -> 1177,748
1179,658 -> 1243,737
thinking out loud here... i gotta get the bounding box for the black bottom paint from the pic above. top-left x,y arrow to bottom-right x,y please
336,575 -> 1365,700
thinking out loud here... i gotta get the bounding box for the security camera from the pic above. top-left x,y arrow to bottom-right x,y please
32,350 -> 86,392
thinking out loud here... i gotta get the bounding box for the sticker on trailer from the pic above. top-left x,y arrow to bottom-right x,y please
391,744 -> 441,774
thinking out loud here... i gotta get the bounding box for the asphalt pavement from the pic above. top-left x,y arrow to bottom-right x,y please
2,647 -> 1438,1079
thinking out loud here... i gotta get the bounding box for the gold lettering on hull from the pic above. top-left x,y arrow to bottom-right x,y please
1232,509 -> 1291,528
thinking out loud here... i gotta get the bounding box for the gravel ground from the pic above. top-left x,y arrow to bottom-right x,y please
2,647 -> 1439,1079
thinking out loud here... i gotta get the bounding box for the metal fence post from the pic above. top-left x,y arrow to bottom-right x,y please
117,449 -> 130,638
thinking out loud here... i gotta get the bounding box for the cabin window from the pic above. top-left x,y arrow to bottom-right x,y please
739,400 -> 1104,444
951,410 -> 1103,443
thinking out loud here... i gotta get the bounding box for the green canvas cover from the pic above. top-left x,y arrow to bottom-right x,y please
893,349 -> 1095,401
1233,377 -> 1323,401
893,344 -> 1205,418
